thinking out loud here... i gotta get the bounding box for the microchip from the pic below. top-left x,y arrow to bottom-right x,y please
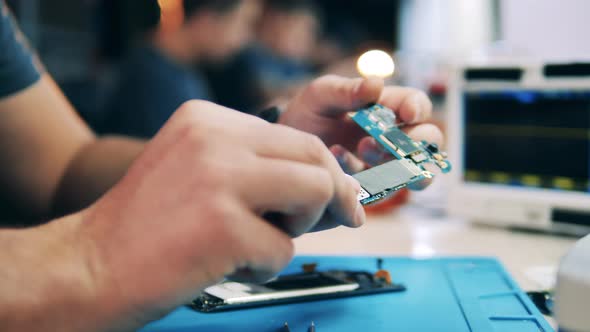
383,130 -> 421,156
411,153 -> 428,163
354,159 -> 421,199
368,104 -> 397,130
412,153 -> 428,164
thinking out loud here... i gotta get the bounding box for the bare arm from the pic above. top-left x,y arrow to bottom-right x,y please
0,74 -> 143,221
0,213 -> 100,331
0,100 -> 360,332
0,76 -> 438,331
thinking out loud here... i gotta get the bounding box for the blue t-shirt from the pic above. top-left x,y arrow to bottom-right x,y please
242,44 -> 312,90
100,46 -> 211,138
0,1 -> 42,224
0,1 -> 41,98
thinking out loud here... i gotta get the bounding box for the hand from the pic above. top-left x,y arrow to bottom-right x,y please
76,101 -> 362,330
279,75 -> 443,174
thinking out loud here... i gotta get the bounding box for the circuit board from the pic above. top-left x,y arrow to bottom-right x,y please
351,104 -> 452,205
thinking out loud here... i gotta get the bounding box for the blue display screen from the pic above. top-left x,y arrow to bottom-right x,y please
463,90 -> 590,192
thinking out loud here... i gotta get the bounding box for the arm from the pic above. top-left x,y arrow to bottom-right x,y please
0,76 -> 439,331
0,100 -> 359,332
0,74 -> 144,220
0,213 -> 99,331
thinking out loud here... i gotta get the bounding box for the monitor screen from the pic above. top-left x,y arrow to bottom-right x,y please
463,90 -> 590,193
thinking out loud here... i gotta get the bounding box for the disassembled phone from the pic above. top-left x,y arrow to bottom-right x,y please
351,104 -> 452,205
190,264 -> 405,313
189,105 -> 448,313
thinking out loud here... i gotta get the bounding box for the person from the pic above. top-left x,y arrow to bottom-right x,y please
209,0 -> 321,112
0,1 -> 442,331
100,0 -> 262,138
247,0 -> 320,95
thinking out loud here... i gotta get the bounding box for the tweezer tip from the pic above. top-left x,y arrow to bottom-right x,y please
309,321 -> 316,331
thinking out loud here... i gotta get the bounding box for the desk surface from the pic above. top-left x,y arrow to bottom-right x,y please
142,256 -> 553,332
142,190 -> 579,331
294,204 -> 577,292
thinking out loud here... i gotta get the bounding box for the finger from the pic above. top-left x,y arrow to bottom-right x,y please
408,177 -> 432,191
402,123 -> 444,147
239,158 -> 334,237
403,124 -> 443,192
251,124 -> 362,228
308,205 -> 366,233
357,137 -> 392,167
226,213 -> 295,283
378,86 -> 433,125
330,144 -> 366,174
296,75 -> 384,117
149,100 -> 266,155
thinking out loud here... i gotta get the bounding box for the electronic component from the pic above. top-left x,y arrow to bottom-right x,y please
302,263 -> 318,273
368,105 -> 397,130
351,104 -> 452,205
353,159 -> 424,205
190,267 -> 405,313
374,270 -> 393,285
450,70 -> 590,235
383,130 -> 421,156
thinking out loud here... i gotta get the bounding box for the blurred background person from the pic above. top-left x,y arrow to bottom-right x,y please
205,0 -> 322,112
245,0 -> 320,99
98,0 -> 261,138
10,0 -> 394,131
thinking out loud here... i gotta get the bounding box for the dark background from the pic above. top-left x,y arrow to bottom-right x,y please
6,0 -> 399,123
464,91 -> 590,191
6,0 -> 399,70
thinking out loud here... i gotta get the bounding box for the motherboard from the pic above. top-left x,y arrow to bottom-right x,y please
351,104 -> 451,205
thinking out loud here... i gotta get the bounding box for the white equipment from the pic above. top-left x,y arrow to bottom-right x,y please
448,62 -> 590,236
555,234 -> 590,332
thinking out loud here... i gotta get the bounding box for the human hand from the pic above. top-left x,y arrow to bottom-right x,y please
279,75 -> 443,174
77,101 -> 362,331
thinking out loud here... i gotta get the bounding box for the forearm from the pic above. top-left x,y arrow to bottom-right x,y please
0,213 -> 99,331
0,75 -> 145,220
0,207 -> 169,332
52,136 -> 144,217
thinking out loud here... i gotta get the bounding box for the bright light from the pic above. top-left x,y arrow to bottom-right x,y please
356,50 -> 395,78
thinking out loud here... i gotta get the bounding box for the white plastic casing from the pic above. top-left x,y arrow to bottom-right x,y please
447,61 -> 590,236
555,235 -> 590,332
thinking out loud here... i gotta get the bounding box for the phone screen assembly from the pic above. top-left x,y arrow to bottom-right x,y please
190,269 -> 405,313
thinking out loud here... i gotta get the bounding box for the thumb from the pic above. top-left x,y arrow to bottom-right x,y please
299,75 -> 384,117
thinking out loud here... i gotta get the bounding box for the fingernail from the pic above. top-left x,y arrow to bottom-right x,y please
411,94 -> 424,124
361,150 -> 380,166
346,174 -> 361,193
352,78 -> 364,95
351,78 -> 369,108
361,149 -> 388,168
336,151 -> 348,169
353,203 -> 366,227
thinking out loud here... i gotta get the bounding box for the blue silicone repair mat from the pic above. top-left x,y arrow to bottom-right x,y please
139,256 -> 553,332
